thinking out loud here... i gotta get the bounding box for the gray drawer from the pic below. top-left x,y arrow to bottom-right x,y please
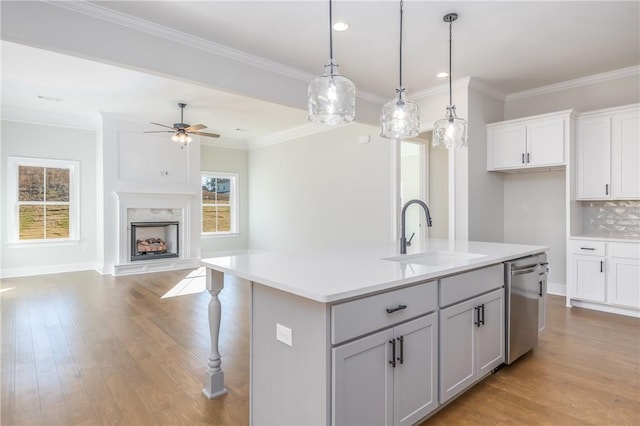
439,264 -> 504,307
331,281 -> 438,345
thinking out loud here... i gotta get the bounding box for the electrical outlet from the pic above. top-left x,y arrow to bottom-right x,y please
276,323 -> 292,347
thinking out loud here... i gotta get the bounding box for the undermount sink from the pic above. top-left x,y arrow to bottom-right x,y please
383,251 -> 487,267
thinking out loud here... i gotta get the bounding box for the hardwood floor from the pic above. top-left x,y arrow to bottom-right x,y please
1,269 -> 638,425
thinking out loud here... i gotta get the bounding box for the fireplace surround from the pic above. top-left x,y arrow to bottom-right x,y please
112,192 -> 199,276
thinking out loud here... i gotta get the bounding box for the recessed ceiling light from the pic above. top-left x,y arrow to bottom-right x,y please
333,22 -> 349,31
437,72 -> 448,78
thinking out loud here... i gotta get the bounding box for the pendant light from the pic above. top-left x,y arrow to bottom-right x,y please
380,0 -> 420,139
432,13 -> 467,149
308,0 -> 356,125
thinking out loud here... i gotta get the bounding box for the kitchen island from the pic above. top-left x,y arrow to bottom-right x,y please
201,239 -> 547,425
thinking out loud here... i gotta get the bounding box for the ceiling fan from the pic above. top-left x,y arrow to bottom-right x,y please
145,102 -> 220,146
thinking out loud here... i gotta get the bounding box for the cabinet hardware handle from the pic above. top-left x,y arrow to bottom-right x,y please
600,261 -> 604,273
389,339 -> 396,368
538,281 -> 543,297
527,152 -> 530,163
480,304 -> 486,326
386,304 -> 407,314
474,306 -> 481,327
522,153 -> 525,164
397,336 -> 404,365
605,184 -> 609,196
580,247 -> 595,251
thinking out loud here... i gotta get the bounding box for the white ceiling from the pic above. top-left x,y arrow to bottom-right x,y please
1,1 -> 639,147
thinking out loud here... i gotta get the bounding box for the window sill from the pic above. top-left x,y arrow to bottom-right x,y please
7,239 -> 81,249
201,232 -> 240,239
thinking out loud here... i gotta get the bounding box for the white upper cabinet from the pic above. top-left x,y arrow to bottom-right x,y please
611,109 -> 640,199
577,104 -> 640,200
487,110 -> 573,172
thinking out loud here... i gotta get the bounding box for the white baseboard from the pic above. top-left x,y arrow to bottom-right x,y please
113,257 -> 199,276
547,281 -> 566,296
569,299 -> 640,318
0,262 -> 97,279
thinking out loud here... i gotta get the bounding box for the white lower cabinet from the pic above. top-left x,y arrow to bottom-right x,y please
571,255 -> 606,302
439,288 -> 505,403
607,256 -> 640,309
332,313 -> 438,426
568,239 -> 640,315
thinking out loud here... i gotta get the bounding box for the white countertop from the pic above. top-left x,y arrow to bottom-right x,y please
201,239 -> 547,303
570,235 -> 640,243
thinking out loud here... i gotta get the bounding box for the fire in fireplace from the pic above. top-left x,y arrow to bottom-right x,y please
131,221 -> 179,261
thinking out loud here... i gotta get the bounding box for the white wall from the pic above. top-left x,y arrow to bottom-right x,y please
467,86 -> 505,243
248,123 -> 395,251
503,171 -> 566,287
200,144 -> 249,255
428,132 -> 449,239
100,115 -> 201,274
1,120 -> 97,277
417,84 -> 470,240
505,75 -> 640,120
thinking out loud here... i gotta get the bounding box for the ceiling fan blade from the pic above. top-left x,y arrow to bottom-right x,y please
185,124 -> 206,131
144,130 -> 174,133
191,131 -> 220,138
150,122 -> 177,130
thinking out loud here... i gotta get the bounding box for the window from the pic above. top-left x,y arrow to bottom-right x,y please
7,157 -> 79,243
202,172 -> 238,234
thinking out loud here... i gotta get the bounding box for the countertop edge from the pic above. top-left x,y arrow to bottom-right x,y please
201,245 -> 548,304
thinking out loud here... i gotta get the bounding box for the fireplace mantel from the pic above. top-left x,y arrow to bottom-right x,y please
113,192 -> 199,275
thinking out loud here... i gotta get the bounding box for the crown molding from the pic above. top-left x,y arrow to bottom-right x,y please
506,65 -> 640,101
412,77 -> 472,100
468,78 -> 508,101
1,106 -> 98,130
248,122 -> 351,150
46,1 -> 383,105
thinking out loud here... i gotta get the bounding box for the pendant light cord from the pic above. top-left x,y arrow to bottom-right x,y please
329,0 -> 334,63
399,0 -> 404,92
448,18 -> 453,106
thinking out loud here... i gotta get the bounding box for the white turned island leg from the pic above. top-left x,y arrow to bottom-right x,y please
202,268 -> 227,399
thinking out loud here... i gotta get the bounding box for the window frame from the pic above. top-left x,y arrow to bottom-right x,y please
201,171 -> 239,236
6,156 -> 80,245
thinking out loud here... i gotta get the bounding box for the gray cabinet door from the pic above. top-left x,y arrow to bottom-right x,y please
439,298 -> 476,403
393,313 -> 438,426
476,289 -> 505,378
333,328 -> 394,426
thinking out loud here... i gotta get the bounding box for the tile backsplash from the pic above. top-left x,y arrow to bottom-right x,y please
582,200 -> 640,238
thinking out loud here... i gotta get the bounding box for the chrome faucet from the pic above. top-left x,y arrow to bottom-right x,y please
400,199 -> 433,254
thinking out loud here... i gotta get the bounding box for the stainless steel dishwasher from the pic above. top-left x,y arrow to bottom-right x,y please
505,253 -> 548,364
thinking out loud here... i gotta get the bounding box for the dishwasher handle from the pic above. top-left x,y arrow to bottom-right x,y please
511,266 -> 538,276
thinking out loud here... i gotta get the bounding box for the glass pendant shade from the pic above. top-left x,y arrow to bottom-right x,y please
433,106 -> 467,148
308,62 -> 356,125
433,12 -> 467,149
380,91 -> 420,139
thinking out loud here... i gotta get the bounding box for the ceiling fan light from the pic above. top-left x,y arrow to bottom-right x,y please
308,63 -> 356,125
171,132 -> 193,145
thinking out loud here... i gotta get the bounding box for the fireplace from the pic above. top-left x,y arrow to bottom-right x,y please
131,221 -> 179,261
